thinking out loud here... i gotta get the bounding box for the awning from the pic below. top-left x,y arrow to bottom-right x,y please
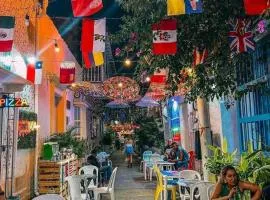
0,67 -> 31,85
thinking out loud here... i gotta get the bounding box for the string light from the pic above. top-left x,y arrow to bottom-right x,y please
25,14 -> 30,26
124,58 -> 131,67
54,40 -> 60,53
145,76 -> 151,82
118,82 -> 123,88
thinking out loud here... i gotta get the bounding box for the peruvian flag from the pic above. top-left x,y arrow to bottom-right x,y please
244,0 -> 269,15
193,47 -> 208,66
71,0 -> 103,17
60,61 -> 75,84
152,19 -> 177,55
81,18 -> 106,68
26,61 -> 43,84
0,16 -> 15,52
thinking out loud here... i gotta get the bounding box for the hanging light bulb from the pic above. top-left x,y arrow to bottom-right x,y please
124,58 -> 131,67
54,40 -> 60,52
118,82 -> 123,88
25,14 -> 30,26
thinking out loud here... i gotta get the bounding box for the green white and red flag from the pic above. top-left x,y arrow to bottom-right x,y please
0,16 -> 15,52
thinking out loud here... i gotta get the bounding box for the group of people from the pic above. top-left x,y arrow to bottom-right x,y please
164,142 -> 189,170
86,149 -> 112,184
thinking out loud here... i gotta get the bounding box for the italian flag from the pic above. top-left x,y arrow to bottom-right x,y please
0,16 -> 15,52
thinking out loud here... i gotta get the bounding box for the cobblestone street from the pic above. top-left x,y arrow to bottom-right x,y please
103,151 -> 155,200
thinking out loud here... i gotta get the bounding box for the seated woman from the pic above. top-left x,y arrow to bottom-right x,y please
211,165 -> 262,200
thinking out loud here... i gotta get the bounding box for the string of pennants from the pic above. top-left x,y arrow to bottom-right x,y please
0,0 -> 269,85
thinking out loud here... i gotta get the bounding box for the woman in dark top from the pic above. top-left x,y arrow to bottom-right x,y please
211,165 -> 261,200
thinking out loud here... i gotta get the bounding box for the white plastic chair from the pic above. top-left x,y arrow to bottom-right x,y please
65,175 -> 87,200
192,182 -> 215,200
79,165 -> 99,186
147,154 -> 162,181
178,170 -> 202,200
79,165 -> 99,197
207,184 -> 215,199
93,167 -> 118,200
142,151 -> 153,179
32,194 -> 64,200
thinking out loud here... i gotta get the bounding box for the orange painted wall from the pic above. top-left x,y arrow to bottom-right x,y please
0,0 -> 81,198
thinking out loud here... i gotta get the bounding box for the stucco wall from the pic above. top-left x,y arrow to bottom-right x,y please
209,99 -> 222,147
0,0 -> 81,198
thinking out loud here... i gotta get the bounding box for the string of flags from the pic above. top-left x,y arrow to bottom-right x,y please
0,0 -> 269,86
81,18 -> 106,68
229,18 -> 255,54
167,0 -> 203,16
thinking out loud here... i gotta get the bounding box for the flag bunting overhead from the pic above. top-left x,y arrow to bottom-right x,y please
71,0 -> 103,17
152,19 -> 177,55
81,18 -> 106,68
244,0 -> 269,15
0,16 -> 15,52
60,61 -> 76,84
167,0 -> 203,16
26,61 -> 43,85
229,18 -> 255,54
193,47 -> 208,66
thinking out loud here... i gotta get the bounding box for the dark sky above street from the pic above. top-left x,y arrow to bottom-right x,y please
46,0 -> 129,75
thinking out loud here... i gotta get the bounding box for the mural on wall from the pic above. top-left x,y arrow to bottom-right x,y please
17,110 -> 37,149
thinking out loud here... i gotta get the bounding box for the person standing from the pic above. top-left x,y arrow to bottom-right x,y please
125,139 -> 134,168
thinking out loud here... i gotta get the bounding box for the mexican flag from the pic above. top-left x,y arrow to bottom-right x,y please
0,16 -> 15,52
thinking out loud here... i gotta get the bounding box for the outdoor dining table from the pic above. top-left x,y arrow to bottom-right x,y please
156,161 -> 175,171
161,170 -> 181,200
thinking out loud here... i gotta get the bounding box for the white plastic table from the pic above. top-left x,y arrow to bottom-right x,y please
156,161 -> 175,171
32,194 -> 64,200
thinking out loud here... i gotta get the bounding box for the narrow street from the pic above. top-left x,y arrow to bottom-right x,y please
105,151 -> 155,200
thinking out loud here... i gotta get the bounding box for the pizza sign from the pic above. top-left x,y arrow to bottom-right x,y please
0,98 -> 29,108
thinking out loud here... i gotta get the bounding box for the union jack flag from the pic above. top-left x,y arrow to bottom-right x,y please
228,18 -> 255,54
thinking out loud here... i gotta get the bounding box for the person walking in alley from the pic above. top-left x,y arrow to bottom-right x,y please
211,165 -> 262,200
124,138 -> 134,168
168,142 -> 189,170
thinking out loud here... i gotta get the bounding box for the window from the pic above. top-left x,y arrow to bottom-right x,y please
74,106 -> 80,135
66,100 -> 71,110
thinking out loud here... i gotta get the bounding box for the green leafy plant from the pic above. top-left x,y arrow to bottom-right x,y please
206,138 -> 270,189
205,139 -> 237,176
113,0 -> 251,101
102,128 -> 116,146
134,116 -> 164,153
48,127 -> 87,158
17,110 -> 37,149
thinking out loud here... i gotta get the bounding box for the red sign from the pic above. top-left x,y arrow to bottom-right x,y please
173,133 -> 181,142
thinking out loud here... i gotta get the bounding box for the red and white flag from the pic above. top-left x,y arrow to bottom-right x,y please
60,61 -> 75,84
152,19 -> 177,55
26,61 -> 42,85
193,47 -> 208,66
71,0 -> 103,17
81,18 -> 106,68
0,16 -> 15,52
244,0 -> 269,15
